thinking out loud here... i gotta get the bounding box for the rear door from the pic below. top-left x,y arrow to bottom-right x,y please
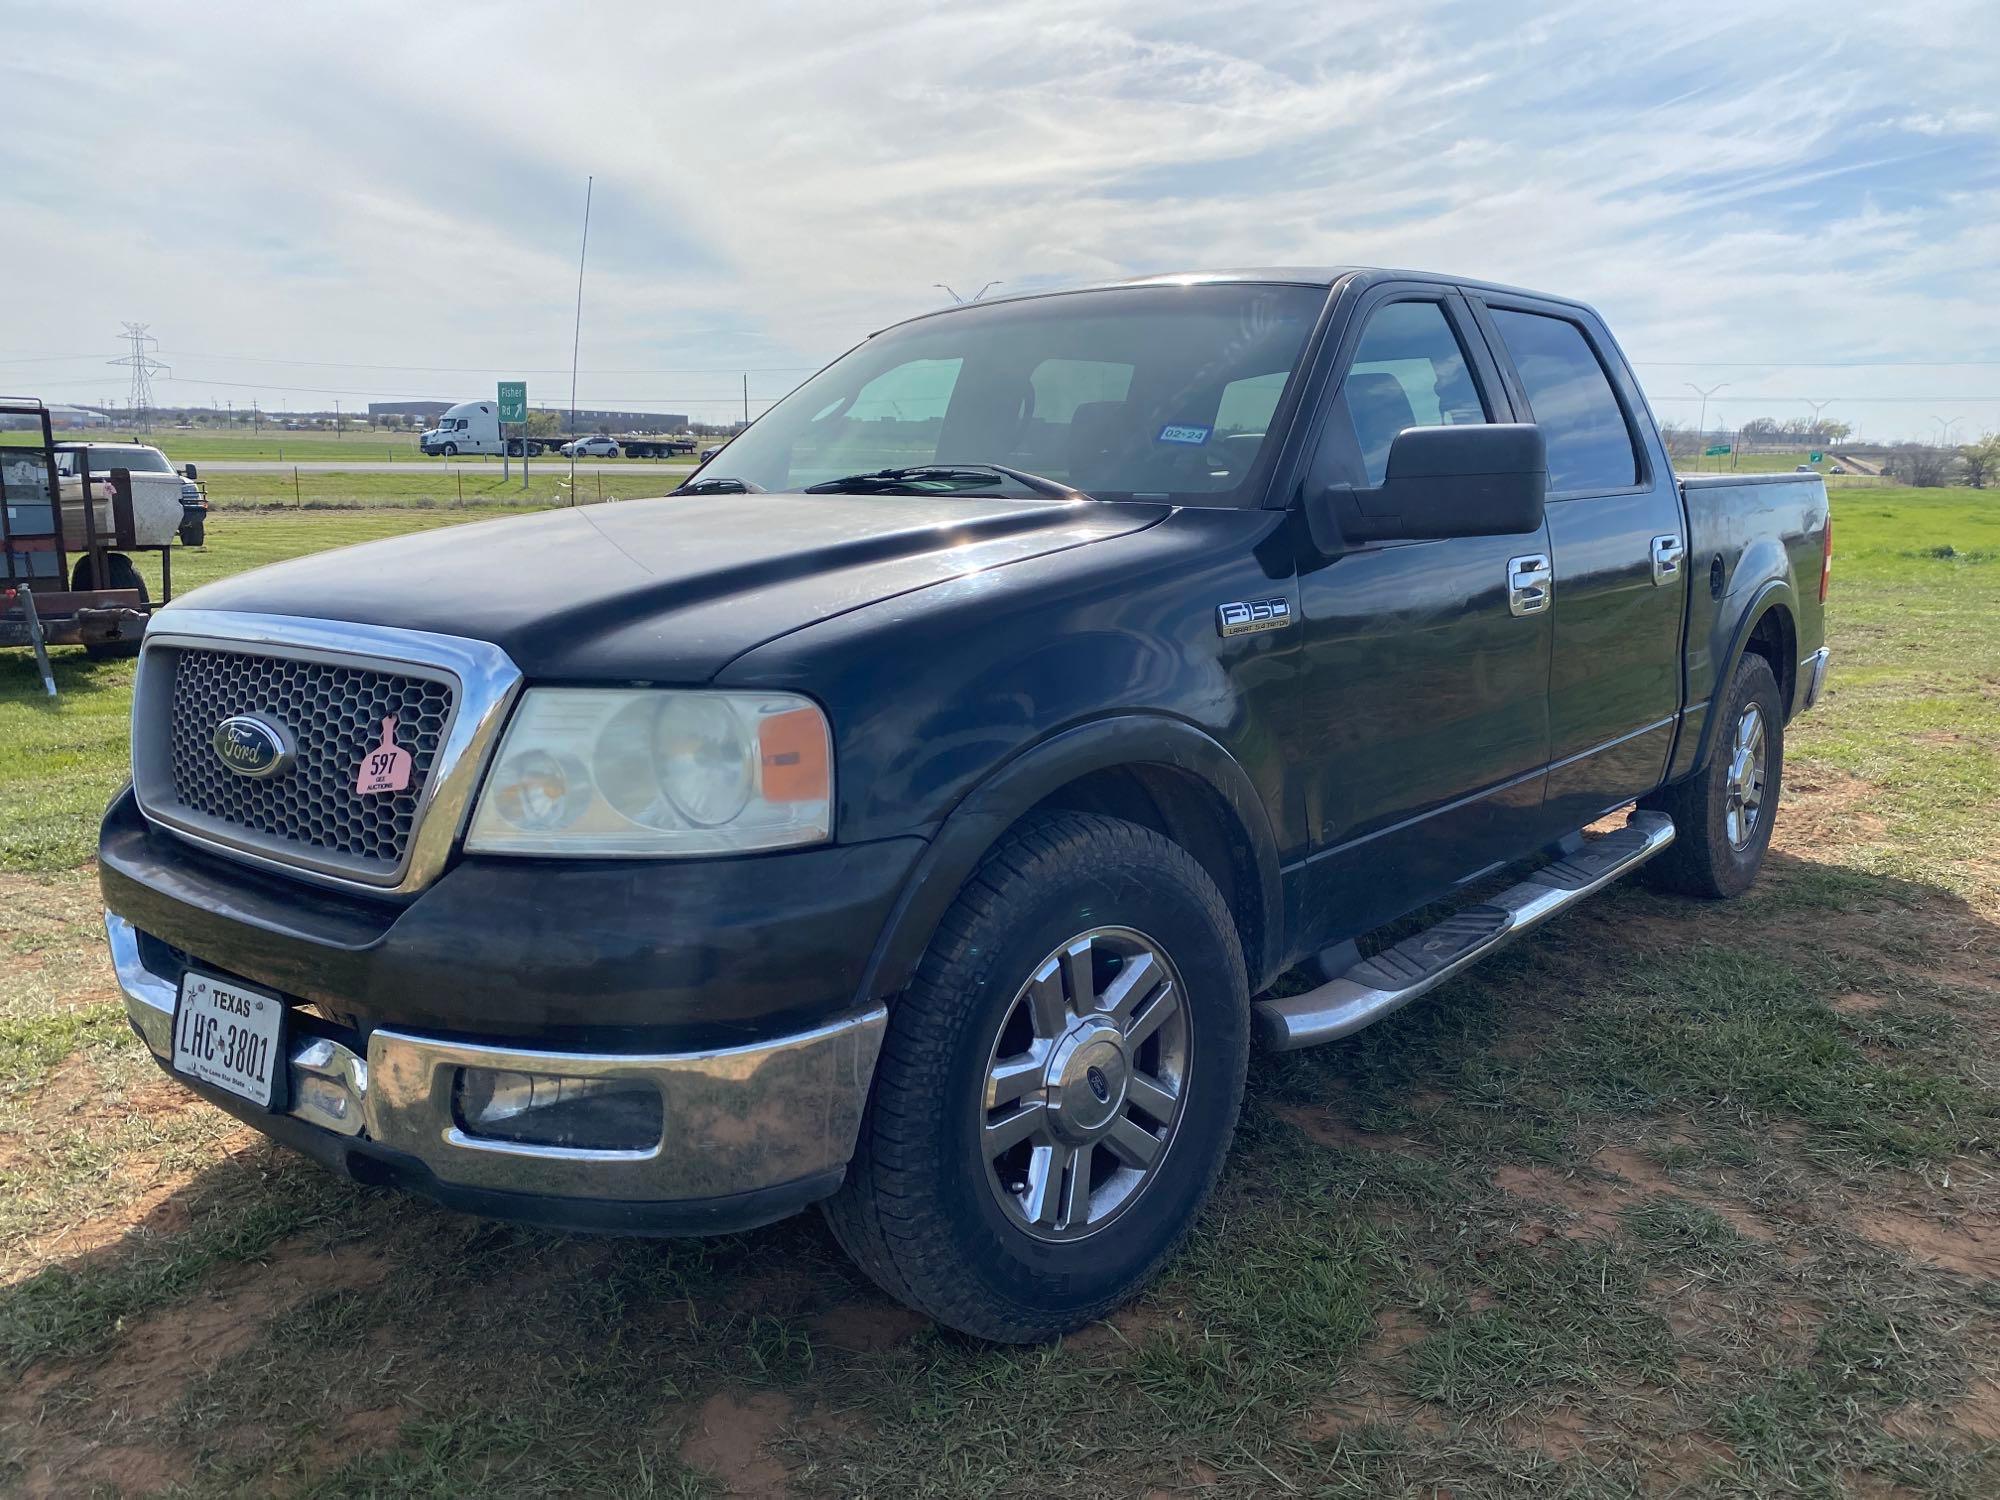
1467,294 -> 1686,829
1287,286 -> 1554,949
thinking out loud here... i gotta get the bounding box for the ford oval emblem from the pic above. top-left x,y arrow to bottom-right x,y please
212,715 -> 294,779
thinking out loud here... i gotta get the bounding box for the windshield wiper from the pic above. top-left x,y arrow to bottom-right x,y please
802,464 -> 1087,499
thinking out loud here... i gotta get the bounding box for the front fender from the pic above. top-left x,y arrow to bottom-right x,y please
854,714 -> 1284,1005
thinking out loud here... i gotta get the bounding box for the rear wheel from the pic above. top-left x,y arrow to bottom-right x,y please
824,812 -> 1250,1342
1642,652 -> 1783,898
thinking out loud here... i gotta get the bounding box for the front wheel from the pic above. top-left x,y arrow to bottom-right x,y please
824,812 -> 1249,1342
1642,652 -> 1784,898
441,442 -> 457,457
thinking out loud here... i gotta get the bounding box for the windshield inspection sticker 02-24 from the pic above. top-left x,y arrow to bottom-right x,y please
1157,423 -> 1212,446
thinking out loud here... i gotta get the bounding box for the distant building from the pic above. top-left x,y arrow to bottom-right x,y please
0,403 -> 112,431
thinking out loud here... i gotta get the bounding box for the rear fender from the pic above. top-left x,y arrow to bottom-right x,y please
1682,575 -> 1795,780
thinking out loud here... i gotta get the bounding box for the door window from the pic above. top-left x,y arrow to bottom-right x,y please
1338,301 -> 1491,485
1488,310 -> 1638,492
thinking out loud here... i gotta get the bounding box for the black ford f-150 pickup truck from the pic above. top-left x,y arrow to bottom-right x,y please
101,268 -> 1831,1341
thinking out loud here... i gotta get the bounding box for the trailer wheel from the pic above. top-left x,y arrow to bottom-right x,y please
77,554 -> 147,661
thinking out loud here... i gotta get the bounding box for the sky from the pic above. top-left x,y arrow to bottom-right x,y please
5,0 -> 1999,442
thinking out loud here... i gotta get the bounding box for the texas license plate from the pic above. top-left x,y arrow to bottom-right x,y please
172,972 -> 284,1108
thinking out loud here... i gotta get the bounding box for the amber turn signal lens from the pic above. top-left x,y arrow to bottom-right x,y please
758,706 -> 831,803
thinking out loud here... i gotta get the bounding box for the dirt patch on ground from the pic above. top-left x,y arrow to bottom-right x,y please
678,1389 -> 795,1496
1061,1298 -> 1180,1356
808,1297 -> 931,1353
1495,1145 -> 1779,1246
1276,1101 -> 1427,1155
3,1237 -> 391,1495
1774,768 -> 1891,848
1303,1308 -> 1453,1442
1851,1206 -> 2000,1279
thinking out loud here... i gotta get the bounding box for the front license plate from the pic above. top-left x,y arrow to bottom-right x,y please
173,972 -> 284,1108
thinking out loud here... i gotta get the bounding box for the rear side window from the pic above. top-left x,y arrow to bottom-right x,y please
1488,310 -> 1638,492
1340,301 -> 1490,485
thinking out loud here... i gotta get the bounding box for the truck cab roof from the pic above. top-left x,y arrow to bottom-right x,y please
879,266 -> 1599,336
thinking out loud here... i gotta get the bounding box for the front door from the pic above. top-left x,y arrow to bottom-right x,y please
1469,298 -> 1686,830
1288,289 -> 1554,952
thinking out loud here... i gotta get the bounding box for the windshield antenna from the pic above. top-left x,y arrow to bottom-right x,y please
933,281 -> 1002,305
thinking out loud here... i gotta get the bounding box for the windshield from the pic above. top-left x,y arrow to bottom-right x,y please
57,446 -> 174,475
701,283 -> 1325,503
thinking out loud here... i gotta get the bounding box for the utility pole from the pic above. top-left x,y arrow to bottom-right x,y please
567,174 -> 594,503
109,322 -> 169,434
1685,382 -> 1728,471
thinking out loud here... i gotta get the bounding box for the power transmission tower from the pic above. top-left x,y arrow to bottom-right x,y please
108,323 -> 170,433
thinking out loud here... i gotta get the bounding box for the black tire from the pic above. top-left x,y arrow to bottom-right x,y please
77,553 -> 148,661
1641,652 -> 1783,898
442,442 -> 458,457
823,812 -> 1250,1343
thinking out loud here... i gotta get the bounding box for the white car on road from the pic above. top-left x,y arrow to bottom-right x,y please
561,435 -> 621,458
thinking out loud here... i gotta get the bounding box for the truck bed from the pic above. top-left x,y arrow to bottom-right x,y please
1676,470 -> 1830,723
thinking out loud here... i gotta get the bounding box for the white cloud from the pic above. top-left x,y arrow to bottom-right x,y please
3,0 -> 1996,438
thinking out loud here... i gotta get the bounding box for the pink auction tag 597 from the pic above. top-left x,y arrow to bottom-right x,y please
355,715 -> 413,795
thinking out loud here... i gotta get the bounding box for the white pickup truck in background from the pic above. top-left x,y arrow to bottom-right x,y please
53,443 -> 204,558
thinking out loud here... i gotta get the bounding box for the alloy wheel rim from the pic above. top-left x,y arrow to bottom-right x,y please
979,926 -> 1190,1242
1724,703 -> 1767,849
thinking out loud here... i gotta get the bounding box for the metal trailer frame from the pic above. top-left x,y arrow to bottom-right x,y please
2,397 -> 174,654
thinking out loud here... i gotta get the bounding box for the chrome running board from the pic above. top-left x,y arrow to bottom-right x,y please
1253,810 -> 1675,1052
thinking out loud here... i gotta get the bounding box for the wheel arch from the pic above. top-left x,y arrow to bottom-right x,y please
1688,582 -> 1796,778
854,716 -> 1284,1005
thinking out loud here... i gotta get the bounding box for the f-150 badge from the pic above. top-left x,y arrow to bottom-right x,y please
1216,599 -> 1293,637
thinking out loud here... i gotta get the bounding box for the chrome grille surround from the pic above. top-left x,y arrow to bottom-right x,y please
131,610 -> 523,895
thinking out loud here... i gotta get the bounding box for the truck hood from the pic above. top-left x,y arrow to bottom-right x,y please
170,491 -> 1168,681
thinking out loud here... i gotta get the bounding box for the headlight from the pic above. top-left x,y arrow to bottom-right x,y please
466,689 -> 832,856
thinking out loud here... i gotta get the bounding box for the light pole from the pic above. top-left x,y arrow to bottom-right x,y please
1686,382 -> 1728,470
934,281 -> 1002,304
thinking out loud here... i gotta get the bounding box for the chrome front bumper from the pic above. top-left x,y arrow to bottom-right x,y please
106,912 -> 886,1204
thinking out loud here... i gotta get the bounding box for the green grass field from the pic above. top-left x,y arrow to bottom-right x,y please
197,466 -> 693,511
1,486 -> 1995,1496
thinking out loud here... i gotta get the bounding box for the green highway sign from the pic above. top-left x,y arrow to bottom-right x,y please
497,381 -> 527,423
1809,450 -> 1823,463
1704,444 -> 1731,456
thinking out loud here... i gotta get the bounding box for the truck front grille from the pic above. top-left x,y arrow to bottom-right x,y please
141,645 -> 457,885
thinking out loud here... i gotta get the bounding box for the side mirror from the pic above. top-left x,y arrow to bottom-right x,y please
1306,423 -> 1546,550
181,462 -> 198,480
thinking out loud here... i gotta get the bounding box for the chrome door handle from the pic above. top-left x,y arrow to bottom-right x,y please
1508,553 -> 1552,617
1651,534 -> 1685,584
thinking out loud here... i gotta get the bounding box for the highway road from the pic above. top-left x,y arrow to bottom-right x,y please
198,459 -> 695,475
